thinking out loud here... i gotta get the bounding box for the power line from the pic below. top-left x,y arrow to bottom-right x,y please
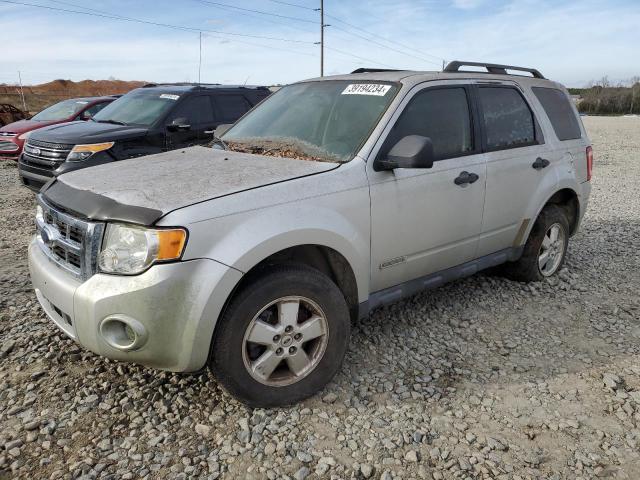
201,33 -> 317,59
192,0 -> 317,24
204,1 -> 312,34
324,45 -> 395,69
0,0 -> 316,44
325,13 -> 446,64
328,24 -> 442,67
190,0 -> 444,70
262,0 -> 316,10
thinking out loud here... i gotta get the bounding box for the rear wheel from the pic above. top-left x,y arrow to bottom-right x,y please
210,265 -> 350,407
502,204 -> 570,282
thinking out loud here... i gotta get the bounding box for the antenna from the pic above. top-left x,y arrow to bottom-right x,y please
198,31 -> 202,84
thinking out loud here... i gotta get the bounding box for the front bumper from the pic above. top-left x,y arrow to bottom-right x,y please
29,238 -> 242,372
18,157 -> 52,191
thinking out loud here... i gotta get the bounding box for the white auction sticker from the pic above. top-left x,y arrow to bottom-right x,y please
342,84 -> 391,96
160,94 -> 180,100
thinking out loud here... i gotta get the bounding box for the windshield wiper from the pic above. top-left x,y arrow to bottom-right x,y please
95,119 -> 127,126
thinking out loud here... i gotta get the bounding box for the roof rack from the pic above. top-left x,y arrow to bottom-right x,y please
141,83 -> 270,90
350,68 -> 405,74
443,61 -> 545,79
142,82 -> 222,88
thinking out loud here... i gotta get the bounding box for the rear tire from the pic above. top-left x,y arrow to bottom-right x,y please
210,265 -> 350,407
502,204 -> 570,282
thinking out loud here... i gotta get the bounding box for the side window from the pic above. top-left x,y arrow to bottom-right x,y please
385,87 -> 473,161
532,87 -> 582,141
168,95 -> 213,125
82,102 -> 109,118
214,95 -> 251,122
478,87 -> 536,150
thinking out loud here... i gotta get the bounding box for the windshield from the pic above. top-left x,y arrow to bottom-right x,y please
92,90 -> 179,127
222,81 -> 399,162
32,99 -> 89,121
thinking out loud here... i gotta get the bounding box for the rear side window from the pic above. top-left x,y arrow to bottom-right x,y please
479,87 -> 535,150
532,87 -> 581,141
214,95 -> 251,122
385,87 -> 473,160
168,95 -> 214,125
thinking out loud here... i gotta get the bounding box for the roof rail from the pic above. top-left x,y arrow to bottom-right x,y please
141,83 -> 270,90
142,82 -> 222,88
350,68 -> 405,74
443,61 -> 545,79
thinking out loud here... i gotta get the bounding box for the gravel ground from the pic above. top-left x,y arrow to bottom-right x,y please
1,116 -> 639,480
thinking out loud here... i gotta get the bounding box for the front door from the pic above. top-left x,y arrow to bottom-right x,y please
166,95 -> 212,149
368,83 -> 487,292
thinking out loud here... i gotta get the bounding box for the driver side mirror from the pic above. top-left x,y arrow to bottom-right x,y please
375,135 -> 435,171
80,112 -> 93,121
214,123 -> 233,138
167,117 -> 191,131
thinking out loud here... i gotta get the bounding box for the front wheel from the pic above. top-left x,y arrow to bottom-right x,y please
209,265 -> 350,407
502,204 -> 570,282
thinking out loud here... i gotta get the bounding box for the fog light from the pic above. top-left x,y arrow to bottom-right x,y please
99,315 -> 148,351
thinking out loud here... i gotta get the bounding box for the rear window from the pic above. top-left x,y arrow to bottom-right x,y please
478,87 -> 536,150
532,87 -> 582,141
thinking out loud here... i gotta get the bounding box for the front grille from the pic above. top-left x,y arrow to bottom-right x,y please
36,196 -> 104,280
22,139 -> 74,172
0,140 -> 19,152
0,132 -> 17,138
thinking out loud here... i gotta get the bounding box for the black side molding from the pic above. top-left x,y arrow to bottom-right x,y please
41,180 -> 163,226
358,247 -> 523,319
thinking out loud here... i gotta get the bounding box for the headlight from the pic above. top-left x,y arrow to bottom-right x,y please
18,131 -> 31,140
98,224 -> 187,275
67,142 -> 114,162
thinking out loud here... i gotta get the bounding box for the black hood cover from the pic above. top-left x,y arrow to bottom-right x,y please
30,121 -> 148,145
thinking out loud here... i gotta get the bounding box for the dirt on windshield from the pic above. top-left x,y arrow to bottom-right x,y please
225,139 -> 341,163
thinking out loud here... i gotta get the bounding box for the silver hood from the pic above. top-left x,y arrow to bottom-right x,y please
44,146 -> 339,225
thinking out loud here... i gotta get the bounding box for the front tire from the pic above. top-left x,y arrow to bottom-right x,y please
210,265 -> 350,407
503,204 -> 570,282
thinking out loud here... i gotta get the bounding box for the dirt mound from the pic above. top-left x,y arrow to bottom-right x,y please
0,79 -> 148,113
24,79 -> 146,96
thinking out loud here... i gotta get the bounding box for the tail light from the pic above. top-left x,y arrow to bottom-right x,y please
586,146 -> 593,181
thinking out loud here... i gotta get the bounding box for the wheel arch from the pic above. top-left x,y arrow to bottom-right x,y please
233,244 -> 360,321
543,187 -> 580,235
521,185 -> 581,247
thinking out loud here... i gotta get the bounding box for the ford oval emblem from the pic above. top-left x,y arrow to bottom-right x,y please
40,227 -> 50,245
32,147 -> 41,156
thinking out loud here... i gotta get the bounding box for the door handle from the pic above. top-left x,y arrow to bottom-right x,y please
204,130 -> 214,134
532,157 -> 550,170
454,171 -> 479,186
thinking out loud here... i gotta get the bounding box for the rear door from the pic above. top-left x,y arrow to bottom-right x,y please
531,86 -> 588,181
212,94 -> 252,125
368,82 -> 487,292
474,83 -> 558,257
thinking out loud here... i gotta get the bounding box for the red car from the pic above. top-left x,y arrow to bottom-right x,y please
0,96 -> 117,161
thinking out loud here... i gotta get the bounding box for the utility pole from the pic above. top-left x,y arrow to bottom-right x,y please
198,32 -> 202,84
314,1 -> 329,76
17,71 -> 27,112
320,0 -> 324,77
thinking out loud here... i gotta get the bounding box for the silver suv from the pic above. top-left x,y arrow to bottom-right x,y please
28,62 -> 592,406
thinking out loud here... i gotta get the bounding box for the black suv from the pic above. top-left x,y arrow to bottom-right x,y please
18,84 -> 271,190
